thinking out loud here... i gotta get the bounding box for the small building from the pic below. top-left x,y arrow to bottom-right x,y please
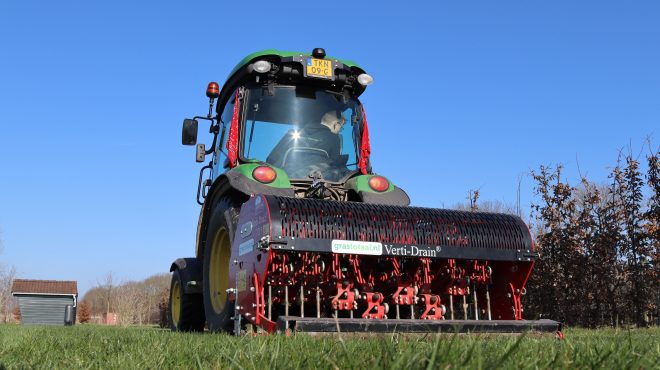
102,312 -> 118,325
11,279 -> 78,325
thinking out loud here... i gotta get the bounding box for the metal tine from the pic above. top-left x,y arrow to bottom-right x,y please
300,285 -> 305,318
268,285 -> 272,320
316,286 -> 321,318
463,295 -> 468,320
285,285 -> 289,317
486,285 -> 492,320
449,294 -> 454,320
473,284 -> 479,320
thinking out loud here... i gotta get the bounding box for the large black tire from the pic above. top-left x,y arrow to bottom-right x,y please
202,196 -> 242,333
169,269 -> 205,332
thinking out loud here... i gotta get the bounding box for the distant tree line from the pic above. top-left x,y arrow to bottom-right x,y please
525,148 -> 659,327
81,273 -> 170,325
459,146 -> 658,327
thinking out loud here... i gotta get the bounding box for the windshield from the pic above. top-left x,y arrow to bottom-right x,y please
242,86 -> 361,182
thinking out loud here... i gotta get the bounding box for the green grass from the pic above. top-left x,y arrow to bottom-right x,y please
0,325 -> 658,369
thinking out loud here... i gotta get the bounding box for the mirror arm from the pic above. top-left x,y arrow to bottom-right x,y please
191,116 -> 219,155
206,131 -> 218,155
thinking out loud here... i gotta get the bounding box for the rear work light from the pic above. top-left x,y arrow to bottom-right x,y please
368,176 -> 389,192
252,166 -> 277,184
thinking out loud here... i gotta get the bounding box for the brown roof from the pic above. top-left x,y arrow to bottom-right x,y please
11,279 -> 78,295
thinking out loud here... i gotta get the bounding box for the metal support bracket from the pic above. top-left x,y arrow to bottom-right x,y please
515,250 -> 539,262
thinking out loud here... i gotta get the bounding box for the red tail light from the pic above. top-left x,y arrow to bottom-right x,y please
252,166 -> 277,184
368,176 -> 389,192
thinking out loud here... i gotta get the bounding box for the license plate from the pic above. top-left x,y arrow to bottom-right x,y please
306,58 -> 333,79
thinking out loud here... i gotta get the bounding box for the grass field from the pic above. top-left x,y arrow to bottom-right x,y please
0,325 -> 658,369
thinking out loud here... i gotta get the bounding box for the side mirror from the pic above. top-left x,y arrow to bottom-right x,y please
182,119 -> 198,145
196,144 -> 206,163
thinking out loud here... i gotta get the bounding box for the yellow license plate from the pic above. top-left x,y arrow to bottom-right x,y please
306,58 -> 333,79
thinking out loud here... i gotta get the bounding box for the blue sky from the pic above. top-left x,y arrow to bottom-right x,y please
1,1 -> 658,295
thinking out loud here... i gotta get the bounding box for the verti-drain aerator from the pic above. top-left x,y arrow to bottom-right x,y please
168,48 -> 561,336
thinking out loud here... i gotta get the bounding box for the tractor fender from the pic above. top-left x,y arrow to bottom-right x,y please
195,172 -> 294,259
345,175 -> 411,206
170,258 -> 203,294
359,186 -> 411,206
224,170 -> 295,198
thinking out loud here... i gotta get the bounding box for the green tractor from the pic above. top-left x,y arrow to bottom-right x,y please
169,48 -> 561,335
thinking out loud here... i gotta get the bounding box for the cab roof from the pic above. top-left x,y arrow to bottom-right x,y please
227,49 -> 363,80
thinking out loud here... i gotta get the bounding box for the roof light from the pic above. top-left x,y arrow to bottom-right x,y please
368,176 -> 389,192
206,82 -> 220,98
252,166 -> 277,184
357,74 -> 374,86
252,60 -> 272,74
312,48 -> 326,58
292,130 -> 301,140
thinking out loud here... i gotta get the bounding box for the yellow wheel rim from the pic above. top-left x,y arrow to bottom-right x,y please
209,227 -> 230,313
171,279 -> 181,327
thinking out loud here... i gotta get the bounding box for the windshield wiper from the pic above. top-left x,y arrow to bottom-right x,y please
246,104 -> 259,158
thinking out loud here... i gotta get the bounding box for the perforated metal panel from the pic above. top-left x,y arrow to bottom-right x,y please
266,196 -> 532,251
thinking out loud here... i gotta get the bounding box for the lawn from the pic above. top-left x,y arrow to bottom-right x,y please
0,325 -> 657,369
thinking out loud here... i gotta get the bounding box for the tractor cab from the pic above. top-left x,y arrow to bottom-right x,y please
182,48 -> 408,205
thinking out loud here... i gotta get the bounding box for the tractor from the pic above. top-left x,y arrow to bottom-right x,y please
168,48 -> 561,335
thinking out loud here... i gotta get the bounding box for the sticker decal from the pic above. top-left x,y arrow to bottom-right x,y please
238,239 -> 254,256
239,221 -> 253,238
331,240 -> 382,256
236,270 -> 247,292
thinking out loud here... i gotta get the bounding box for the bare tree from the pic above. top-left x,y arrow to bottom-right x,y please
112,282 -> 142,325
644,147 -> 660,325
614,154 -> 652,326
97,272 -> 115,315
0,265 -> 16,323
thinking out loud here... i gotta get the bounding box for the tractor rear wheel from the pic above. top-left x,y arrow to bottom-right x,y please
202,196 -> 241,333
169,269 -> 205,332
